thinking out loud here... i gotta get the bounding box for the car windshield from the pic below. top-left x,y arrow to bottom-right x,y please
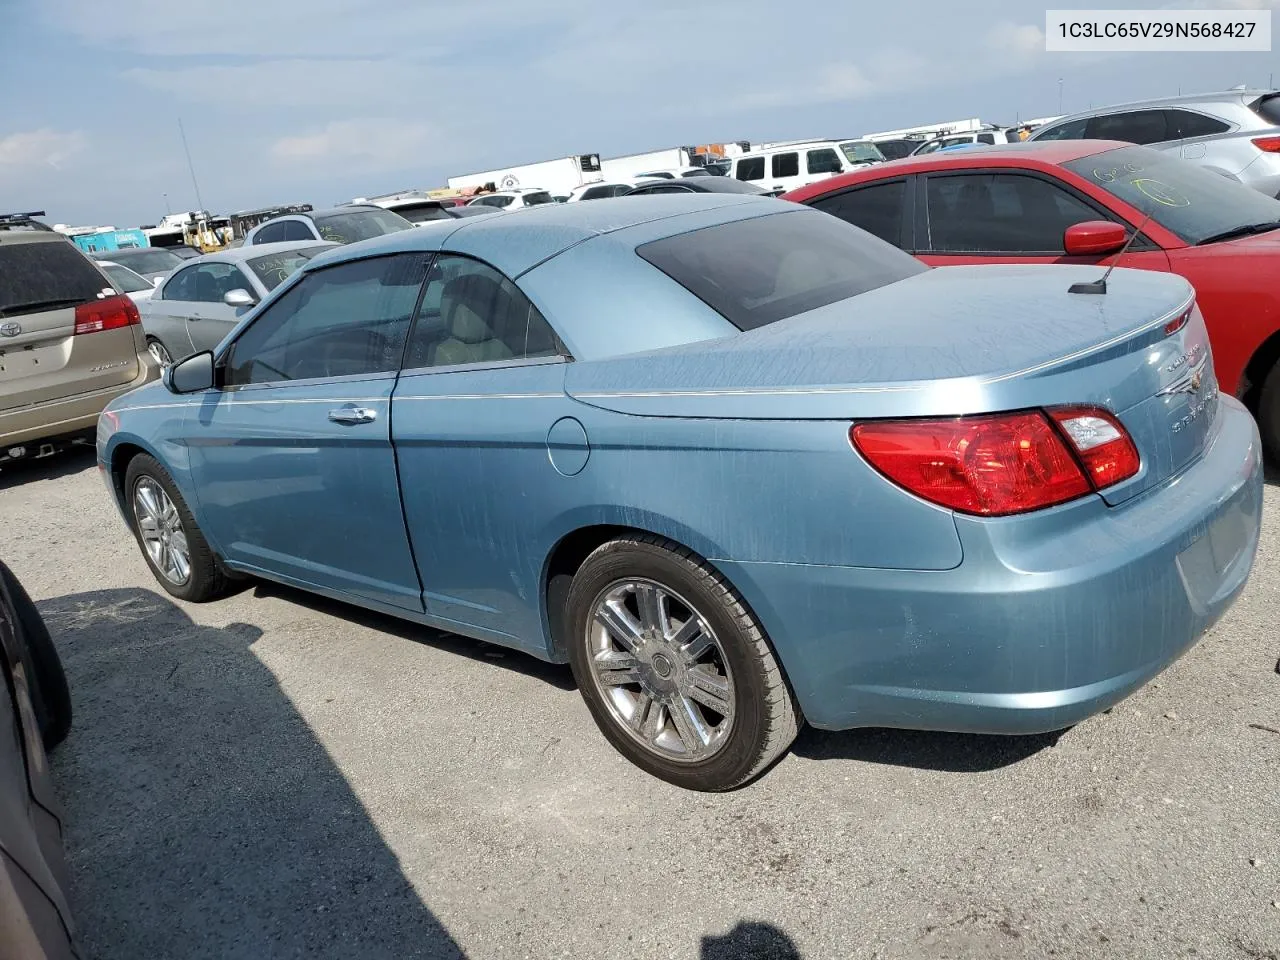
840,141 -> 886,163
107,248 -> 186,274
247,245 -> 332,291
313,209 -> 412,243
1063,144 -> 1280,244
637,209 -> 927,331
521,192 -> 555,206
102,263 -> 153,293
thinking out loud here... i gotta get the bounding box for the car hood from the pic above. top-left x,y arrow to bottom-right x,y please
565,264 -> 1197,422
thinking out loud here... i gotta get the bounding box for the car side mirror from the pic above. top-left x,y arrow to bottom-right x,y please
223,288 -> 256,308
1064,220 -> 1129,256
163,350 -> 215,394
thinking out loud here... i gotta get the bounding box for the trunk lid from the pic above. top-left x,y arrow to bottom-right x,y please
566,264 -> 1210,505
0,234 -> 140,412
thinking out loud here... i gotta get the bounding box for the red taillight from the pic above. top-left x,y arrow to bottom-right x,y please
851,407 -> 1140,517
1164,307 -> 1191,337
1252,136 -> 1280,153
74,294 -> 140,335
1048,408 -> 1141,490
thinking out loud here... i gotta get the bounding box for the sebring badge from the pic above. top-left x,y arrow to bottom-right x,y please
0,322 -> 21,338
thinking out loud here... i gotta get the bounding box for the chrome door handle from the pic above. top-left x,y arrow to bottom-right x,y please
328,406 -> 377,425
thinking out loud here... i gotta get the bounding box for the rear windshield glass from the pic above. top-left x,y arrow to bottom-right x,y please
247,244 -> 331,291
391,202 -> 448,223
1063,144 -> 1280,244
1252,93 -> 1280,125
636,210 -> 927,331
313,209 -> 412,243
102,263 -> 153,293
522,192 -> 555,205
105,248 -> 185,274
0,240 -> 108,317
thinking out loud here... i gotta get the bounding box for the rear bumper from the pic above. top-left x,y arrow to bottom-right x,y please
0,356 -> 157,452
718,395 -> 1264,733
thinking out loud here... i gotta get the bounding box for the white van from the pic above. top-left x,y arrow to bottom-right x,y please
730,140 -> 871,194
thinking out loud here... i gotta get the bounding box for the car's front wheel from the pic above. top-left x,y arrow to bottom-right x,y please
124,454 -> 228,602
566,535 -> 799,791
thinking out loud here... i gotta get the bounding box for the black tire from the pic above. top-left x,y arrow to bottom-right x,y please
565,535 -> 799,791
124,453 -> 228,602
1259,361 -> 1280,464
0,561 -> 71,750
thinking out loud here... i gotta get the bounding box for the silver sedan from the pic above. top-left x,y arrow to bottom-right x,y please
141,240 -> 336,365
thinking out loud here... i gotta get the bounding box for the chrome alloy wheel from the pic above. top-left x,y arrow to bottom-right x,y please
134,478 -> 191,585
586,579 -> 735,762
147,339 -> 172,367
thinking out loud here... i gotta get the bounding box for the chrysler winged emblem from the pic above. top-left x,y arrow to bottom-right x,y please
1190,369 -> 1203,392
0,322 -> 21,338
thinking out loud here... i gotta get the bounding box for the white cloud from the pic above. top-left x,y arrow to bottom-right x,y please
268,119 -> 438,171
124,59 -> 426,108
0,130 -> 86,171
988,21 -> 1046,59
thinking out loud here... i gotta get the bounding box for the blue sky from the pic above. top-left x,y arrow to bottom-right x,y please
0,0 -> 1275,227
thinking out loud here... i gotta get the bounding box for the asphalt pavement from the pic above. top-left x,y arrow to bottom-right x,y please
1,449 -> 1277,960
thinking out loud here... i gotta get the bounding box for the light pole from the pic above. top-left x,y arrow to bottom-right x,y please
1058,78 -> 1064,115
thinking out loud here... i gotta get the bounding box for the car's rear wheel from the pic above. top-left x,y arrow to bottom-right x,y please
146,338 -> 172,367
124,454 -> 228,602
1259,362 -> 1280,463
565,535 -> 799,791
0,561 -> 71,750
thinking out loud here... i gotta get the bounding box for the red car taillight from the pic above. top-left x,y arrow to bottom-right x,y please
1251,136 -> 1280,153
850,407 -> 1140,517
74,294 -> 140,335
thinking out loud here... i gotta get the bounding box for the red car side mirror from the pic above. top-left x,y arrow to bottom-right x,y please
1064,220 -> 1129,256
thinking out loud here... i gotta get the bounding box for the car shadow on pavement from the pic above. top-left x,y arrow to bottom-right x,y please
701,921 -> 803,959
38,587 -> 468,960
0,445 -> 97,491
791,725 -> 1062,773
249,580 -> 577,691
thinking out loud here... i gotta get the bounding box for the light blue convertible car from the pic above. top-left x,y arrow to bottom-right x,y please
97,195 -> 1263,790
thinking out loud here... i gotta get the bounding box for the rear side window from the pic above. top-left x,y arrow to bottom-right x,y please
280,220 -> 316,241
977,133 -> 996,145
736,157 -> 765,181
772,153 -> 799,178
1252,93 -> 1280,125
636,210 -> 926,331
1166,109 -> 1230,139
1086,110 -> 1169,145
809,181 -> 908,246
0,240 -> 108,317
252,221 -> 287,244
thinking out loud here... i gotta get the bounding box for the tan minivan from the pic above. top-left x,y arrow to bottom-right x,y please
0,219 -> 157,465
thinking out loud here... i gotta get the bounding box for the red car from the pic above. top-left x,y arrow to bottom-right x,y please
784,141 -> 1280,458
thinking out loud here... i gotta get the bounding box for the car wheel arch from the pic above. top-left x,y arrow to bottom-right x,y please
1243,328 -> 1280,405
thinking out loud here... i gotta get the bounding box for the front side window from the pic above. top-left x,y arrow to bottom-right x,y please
225,254 -> 426,386
924,172 -> 1100,253
736,157 -> 765,181
810,180 -> 907,246
771,152 -> 799,178
914,140 -> 943,155
191,263 -> 251,303
160,265 -> 199,301
807,148 -> 843,175
637,209 -> 926,331
1064,144 -> 1280,244
403,255 -> 566,369
1086,109 -> 1169,145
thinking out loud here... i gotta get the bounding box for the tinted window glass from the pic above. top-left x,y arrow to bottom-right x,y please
1252,93 -> 1280,125
1167,109 -> 1230,139
280,220 -> 316,242
736,157 -> 765,181
189,263 -> 251,303
1033,118 -> 1088,141
105,248 -> 185,274
840,141 -> 886,164
522,192 -> 555,206
637,210 -> 926,331
1063,144 -> 1280,244
810,181 -> 907,246
0,241 -> 107,316
977,133 -> 996,145
1086,110 -> 1169,145
579,186 -> 615,200
252,221 -> 287,244
403,255 -> 565,369
246,245 -> 331,291
914,140 -> 942,155
636,184 -> 692,195
772,152 -> 799,178
313,209 -> 411,243
875,140 -> 914,160
472,195 -> 513,208
391,202 -> 449,223
807,148 -> 843,174
925,173 -> 1099,253
226,254 -> 425,385
160,265 -> 199,301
